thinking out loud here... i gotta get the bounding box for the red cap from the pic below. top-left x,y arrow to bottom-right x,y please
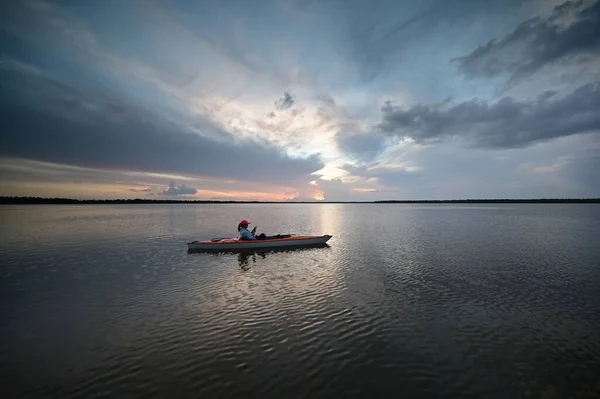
239,219 -> 250,225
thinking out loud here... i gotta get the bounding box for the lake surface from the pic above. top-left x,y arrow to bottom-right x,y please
1,204 -> 600,398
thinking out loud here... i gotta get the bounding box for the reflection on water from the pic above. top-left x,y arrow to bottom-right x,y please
1,204 -> 600,398
238,251 -> 259,271
188,245 -> 332,271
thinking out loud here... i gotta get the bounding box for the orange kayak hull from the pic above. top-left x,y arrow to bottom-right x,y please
187,234 -> 332,250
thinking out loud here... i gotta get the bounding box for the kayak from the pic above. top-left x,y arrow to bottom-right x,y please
187,234 -> 332,250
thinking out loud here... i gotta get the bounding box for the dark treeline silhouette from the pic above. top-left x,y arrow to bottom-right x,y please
375,198 -> 600,203
0,196 -> 262,204
1,196 -> 599,204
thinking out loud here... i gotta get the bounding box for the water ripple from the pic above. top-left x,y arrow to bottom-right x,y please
1,204 -> 599,398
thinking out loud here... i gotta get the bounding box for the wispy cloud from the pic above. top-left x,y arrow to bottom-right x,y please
0,56 -> 47,77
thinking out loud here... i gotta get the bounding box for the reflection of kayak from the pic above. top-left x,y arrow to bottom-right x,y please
187,234 -> 332,250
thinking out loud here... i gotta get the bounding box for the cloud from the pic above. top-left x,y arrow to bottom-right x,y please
334,133 -> 600,199
334,0 -> 533,83
129,187 -> 152,193
338,162 -> 421,189
162,180 -> 197,195
452,0 -> 600,85
316,94 -> 337,121
377,81 -> 600,148
0,63 -> 323,185
274,90 -> 295,110
2,0 -> 599,202
337,131 -> 387,161
318,94 -> 335,108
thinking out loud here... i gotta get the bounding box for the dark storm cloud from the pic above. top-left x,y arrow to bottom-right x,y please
377,81 -> 600,148
453,0 -> 600,83
162,181 -> 197,195
274,90 -> 295,110
0,69 -> 323,184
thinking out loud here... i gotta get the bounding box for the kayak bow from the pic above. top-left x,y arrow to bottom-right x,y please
187,234 -> 332,250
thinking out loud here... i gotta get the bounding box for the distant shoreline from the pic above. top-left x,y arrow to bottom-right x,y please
1,196 -> 599,204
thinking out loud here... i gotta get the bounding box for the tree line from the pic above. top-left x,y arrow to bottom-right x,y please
1,196 -> 599,204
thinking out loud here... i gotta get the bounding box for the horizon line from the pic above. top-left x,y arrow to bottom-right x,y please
1,196 -> 599,204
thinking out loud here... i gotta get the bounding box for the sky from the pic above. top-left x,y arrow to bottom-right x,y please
1,0 -> 599,201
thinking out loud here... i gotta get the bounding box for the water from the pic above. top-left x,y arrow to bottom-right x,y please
1,204 -> 599,398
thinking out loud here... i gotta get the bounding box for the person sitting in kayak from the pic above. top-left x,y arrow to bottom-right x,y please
238,220 -> 255,240
237,220 -> 267,240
